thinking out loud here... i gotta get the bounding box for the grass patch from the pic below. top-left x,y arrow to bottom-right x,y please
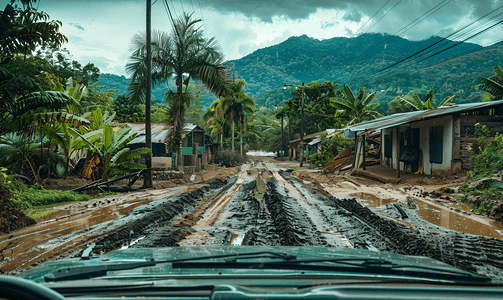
25,208 -> 60,219
2,178 -> 90,211
292,167 -> 309,171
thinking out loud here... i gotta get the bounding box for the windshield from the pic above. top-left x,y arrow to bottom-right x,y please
2,0 -> 503,298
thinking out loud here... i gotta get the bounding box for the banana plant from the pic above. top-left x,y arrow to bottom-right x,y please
477,65 -> 503,100
398,89 -> 454,111
72,122 -> 150,179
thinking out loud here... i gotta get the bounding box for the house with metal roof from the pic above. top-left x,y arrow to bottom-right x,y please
343,100 -> 503,177
125,123 -> 173,157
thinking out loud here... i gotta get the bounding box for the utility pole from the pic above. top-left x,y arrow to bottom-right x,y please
143,0 -> 152,187
280,113 -> 284,159
300,82 -> 305,167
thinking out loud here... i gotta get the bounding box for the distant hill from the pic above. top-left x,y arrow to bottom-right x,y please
97,73 -> 219,107
229,33 -> 502,110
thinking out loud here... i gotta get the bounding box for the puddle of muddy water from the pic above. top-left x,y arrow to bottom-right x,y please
416,201 -> 503,239
0,186 -> 201,274
349,192 -> 398,208
348,192 -> 503,239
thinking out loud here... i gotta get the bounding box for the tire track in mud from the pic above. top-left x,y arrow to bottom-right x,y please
299,174 -> 503,279
91,178 -> 230,252
173,163 -> 354,248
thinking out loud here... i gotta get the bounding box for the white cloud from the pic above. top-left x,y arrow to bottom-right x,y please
35,0 -> 503,76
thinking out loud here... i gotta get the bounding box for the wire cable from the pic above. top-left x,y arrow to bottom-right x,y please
346,0 -> 451,66
375,4 -> 503,75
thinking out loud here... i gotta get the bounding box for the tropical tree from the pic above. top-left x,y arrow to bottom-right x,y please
126,12 -> 229,159
398,89 -> 454,111
0,132 -> 43,180
205,80 -> 254,155
330,84 -> 382,125
477,65 -> 503,100
71,108 -> 150,180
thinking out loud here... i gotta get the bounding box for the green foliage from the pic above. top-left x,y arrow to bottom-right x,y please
309,133 -> 353,166
444,187 -> 454,193
477,65 -> 503,100
331,84 -> 381,125
0,176 -> 89,211
467,123 -> 503,180
398,88 -> 454,111
227,33 -> 490,107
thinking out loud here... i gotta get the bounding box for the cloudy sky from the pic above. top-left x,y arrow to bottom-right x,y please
34,0 -> 503,76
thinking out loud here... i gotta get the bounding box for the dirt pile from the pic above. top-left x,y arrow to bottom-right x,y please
0,203 -> 36,234
322,146 -> 354,173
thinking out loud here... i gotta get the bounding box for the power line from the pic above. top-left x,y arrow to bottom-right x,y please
375,4 -> 503,75
333,0 -> 392,53
361,0 -> 403,35
346,0 -> 451,66
197,0 -> 209,36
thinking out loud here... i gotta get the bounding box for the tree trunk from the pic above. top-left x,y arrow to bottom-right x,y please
240,124 -> 243,157
232,122 -> 235,152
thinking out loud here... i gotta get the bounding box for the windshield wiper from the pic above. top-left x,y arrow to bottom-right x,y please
172,257 -> 492,283
44,251 -> 296,282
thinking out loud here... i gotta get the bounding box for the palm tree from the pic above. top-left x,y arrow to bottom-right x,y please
398,89 -> 454,111
330,84 -> 381,125
477,65 -> 503,100
207,80 -> 255,155
126,12 -> 229,157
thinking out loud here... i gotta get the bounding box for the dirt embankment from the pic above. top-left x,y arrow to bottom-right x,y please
0,203 -> 36,234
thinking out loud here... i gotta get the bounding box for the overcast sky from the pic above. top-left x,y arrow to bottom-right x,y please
34,0 -> 503,76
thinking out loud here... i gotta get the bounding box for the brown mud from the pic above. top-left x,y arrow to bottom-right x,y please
2,157 -> 503,281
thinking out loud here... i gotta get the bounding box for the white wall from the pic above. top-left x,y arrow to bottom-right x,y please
381,115 -> 454,176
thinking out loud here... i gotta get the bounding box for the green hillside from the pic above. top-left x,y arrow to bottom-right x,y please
230,33 -> 502,110
97,73 -> 219,107
98,33 -> 502,111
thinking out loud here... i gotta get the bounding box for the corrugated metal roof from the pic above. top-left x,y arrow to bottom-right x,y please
309,130 -> 342,146
289,130 -> 329,144
344,100 -> 503,136
122,123 -> 173,144
182,123 -> 203,133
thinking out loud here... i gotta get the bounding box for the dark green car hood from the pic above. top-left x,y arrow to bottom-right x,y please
19,246 -> 487,284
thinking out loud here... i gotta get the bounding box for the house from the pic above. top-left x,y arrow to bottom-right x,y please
288,130 -> 329,161
308,129 -> 338,153
343,100 -> 503,177
125,123 -> 173,157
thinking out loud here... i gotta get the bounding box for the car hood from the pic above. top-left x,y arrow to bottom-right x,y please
19,246 -> 484,284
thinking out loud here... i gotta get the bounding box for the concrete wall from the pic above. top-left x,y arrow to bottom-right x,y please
381,115 -> 457,176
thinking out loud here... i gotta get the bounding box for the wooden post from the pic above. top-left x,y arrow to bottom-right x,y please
353,134 -> 358,168
395,127 -> 400,178
362,133 -> 366,170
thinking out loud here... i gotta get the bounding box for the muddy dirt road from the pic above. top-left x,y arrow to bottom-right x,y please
2,158 -> 503,280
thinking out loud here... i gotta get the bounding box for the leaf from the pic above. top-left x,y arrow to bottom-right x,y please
55,162 -> 65,178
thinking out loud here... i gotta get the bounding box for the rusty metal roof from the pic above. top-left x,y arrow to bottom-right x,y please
343,100 -> 503,137
289,130 -> 327,144
122,123 -> 173,144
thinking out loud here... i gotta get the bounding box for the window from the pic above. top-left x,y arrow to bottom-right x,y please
429,126 -> 443,164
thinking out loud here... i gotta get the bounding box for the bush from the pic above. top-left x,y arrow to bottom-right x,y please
215,149 -> 243,167
468,123 -> 503,180
0,174 -> 89,211
309,133 -> 353,166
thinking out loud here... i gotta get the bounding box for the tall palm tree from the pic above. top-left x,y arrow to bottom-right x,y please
126,12 -> 229,156
477,65 -> 503,100
398,89 -> 454,111
330,84 -> 381,125
209,80 -> 255,155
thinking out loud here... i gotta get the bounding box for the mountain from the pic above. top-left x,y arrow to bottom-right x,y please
229,33 -> 502,109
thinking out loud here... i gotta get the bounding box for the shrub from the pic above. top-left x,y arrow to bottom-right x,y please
215,149 -> 243,167
0,174 -> 89,211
